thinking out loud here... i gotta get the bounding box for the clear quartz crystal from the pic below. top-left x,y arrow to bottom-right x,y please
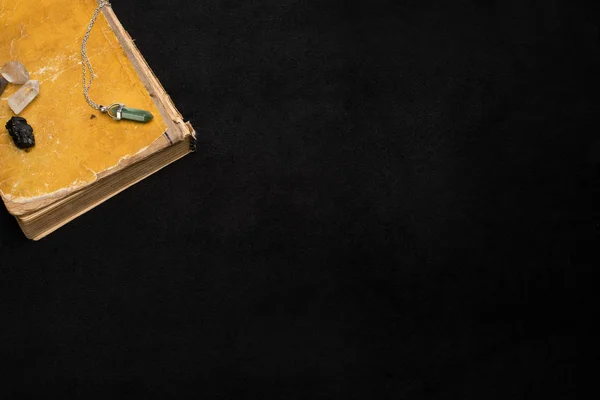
1,61 -> 30,84
8,80 -> 40,114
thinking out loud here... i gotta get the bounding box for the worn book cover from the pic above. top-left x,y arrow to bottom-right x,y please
0,0 -> 194,238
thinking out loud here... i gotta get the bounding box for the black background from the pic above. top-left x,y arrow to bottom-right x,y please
1,0 -> 594,397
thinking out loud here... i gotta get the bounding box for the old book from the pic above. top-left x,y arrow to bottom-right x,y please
0,0 -> 195,240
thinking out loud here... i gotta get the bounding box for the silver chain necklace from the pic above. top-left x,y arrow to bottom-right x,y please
81,1 -> 154,123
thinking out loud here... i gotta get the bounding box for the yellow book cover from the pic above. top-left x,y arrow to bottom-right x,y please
0,0 -> 194,237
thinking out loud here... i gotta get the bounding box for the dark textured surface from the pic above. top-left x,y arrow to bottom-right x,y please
0,76 -> 8,96
5,116 -> 35,149
0,0 -> 595,397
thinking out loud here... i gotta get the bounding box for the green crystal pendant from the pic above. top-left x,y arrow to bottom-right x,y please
102,104 -> 153,123
119,106 -> 154,122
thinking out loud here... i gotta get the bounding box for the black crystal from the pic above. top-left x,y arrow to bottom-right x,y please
5,116 -> 35,149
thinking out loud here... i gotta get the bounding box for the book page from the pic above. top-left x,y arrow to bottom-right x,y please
0,0 -> 168,205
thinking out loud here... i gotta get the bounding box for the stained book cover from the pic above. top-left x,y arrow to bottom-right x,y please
0,0 -> 194,218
